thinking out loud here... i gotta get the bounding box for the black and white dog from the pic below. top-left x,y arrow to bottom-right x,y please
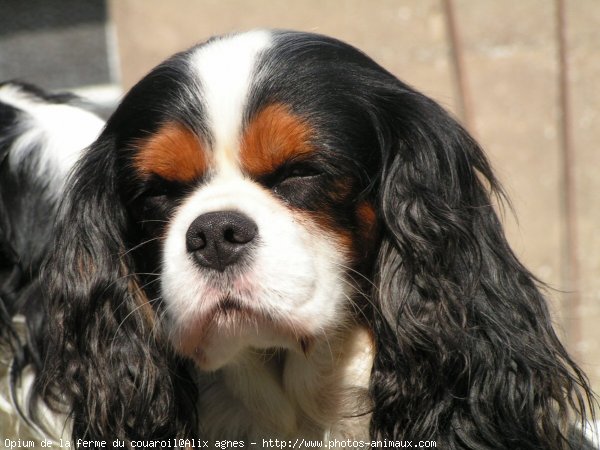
1,31 -> 598,449
0,81 -> 105,435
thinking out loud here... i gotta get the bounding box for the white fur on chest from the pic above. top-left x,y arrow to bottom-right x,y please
195,326 -> 374,447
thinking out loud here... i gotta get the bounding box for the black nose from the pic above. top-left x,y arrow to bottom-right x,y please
186,211 -> 258,272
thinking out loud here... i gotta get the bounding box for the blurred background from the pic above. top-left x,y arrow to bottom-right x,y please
0,0 -> 598,395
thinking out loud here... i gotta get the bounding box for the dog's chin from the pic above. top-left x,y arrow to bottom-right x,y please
172,297 -> 312,371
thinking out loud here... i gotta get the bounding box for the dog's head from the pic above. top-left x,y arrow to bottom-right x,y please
123,31 -> 385,371
39,31 -> 594,447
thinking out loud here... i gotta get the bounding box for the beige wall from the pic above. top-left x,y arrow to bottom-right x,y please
109,0 -> 600,392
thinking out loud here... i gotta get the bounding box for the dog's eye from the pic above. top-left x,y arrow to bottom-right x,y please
279,164 -> 322,183
270,163 -> 324,201
134,178 -> 185,229
145,186 -> 170,199
286,166 -> 321,179
144,178 -> 184,199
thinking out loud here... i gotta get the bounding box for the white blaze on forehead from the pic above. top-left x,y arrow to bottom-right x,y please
189,30 -> 272,173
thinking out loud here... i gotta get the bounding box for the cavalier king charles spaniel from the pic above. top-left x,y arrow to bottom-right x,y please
2,30 -> 598,449
0,81 -> 104,434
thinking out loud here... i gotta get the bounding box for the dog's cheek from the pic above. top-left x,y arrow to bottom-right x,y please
354,201 -> 379,263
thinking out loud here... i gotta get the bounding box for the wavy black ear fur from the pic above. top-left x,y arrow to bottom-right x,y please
37,135 -> 197,441
368,85 -> 596,449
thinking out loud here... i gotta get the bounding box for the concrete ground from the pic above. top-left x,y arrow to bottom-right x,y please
109,0 -> 600,393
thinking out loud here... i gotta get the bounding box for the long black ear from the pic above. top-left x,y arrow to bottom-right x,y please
368,85 -> 595,449
37,135 -> 196,441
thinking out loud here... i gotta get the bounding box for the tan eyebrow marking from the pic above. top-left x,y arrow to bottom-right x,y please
240,103 -> 314,177
132,122 -> 207,182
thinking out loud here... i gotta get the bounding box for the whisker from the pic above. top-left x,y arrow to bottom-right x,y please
332,272 -> 386,324
109,297 -> 162,358
137,219 -> 170,224
331,260 -> 378,292
118,237 -> 162,258
120,272 -> 161,278
137,276 -> 162,292
320,324 -> 334,362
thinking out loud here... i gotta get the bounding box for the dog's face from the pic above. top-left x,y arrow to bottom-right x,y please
37,29 -> 593,446
112,31 -> 379,370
